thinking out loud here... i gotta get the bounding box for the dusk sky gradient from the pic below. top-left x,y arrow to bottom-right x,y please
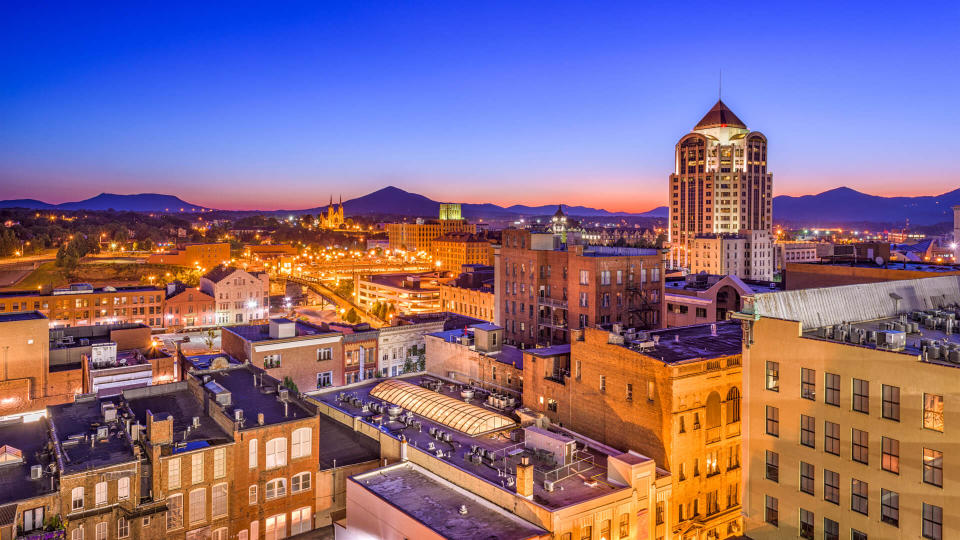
2,2 -> 958,212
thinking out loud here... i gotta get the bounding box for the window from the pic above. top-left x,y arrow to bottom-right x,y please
265,514 -> 286,540
824,421 -> 840,455
317,371 -> 333,388
291,507 -> 311,536
823,518 -> 839,540
625,383 -> 633,401
923,503 -> 942,539
265,478 -> 287,500
292,472 -> 311,493
800,415 -> 815,448
118,476 -> 130,500
238,531 -> 248,540
696,307 -> 707,318
799,461 -> 814,495
880,489 -> 899,527
72,487 -> 84,511
166,494 -> 183,530
214,447 -> 225,478
579,270 -> 589,285
765,450 -> 779,482
851,529 -> 867,540
799,508 -> 814,540
292,428 -> 311,459
599,375 -> 606,392
22,507 -> 44,533
923,448 -> 943,487
851,478 -> 868,515
265,438 -> 287,469
249,485 -> 258,505
189,488 -> 206,525
212,528 -> 228,540
117,517 -> 129,538
600,270 -> 610,285
765,361 -> 779,391
168,457 -> 181,489
882,384 -> 900,421
620,512 -> 631,535
726,387 -> 740,423
801,368 -> 815,400
823,469 -> 839,504
764,495 -> 778,526
923,393 -> 944,432
95,481 -> 107,506
249,439 -> 257,468
580,525 -> 592,540
852,428 -> 869,464
824,372 -> 840,406
852,378 -> 869,414
317,347 -> 333,361
95,523 -> 106,540
192,452 -> 204,484
881,437 -> 899,474
765,405 -> 779,437
263,353 -> 281,368
250,521 -> 259,540
72,528 -> 83,540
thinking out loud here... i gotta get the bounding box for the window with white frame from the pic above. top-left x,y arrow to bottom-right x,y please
214,447 -> 225,478
95,481 -> 107,506
250,521 -> 258,540
212,483 -> 228,518
166,494 -> 183,530
291,428 -> 311,459
191,453 -> 204,484
238,531 -> 248,540
118,477 -> 129,500
317,348 -> 333,361
168,457 -> 181,489
72,527 -> 83,540
265,514 -> 285,540
95,523 -> 106,540
265,478 -> 286,500
189,488 -> 206,525
263,353 -> 281,369
72,487 -> 84,510
117,517 -> 129,538
249,439 -> 257,468
292,472 -> 311,493
265,438 -> 287,469
212,528 -> 228,540
249,485 -> 258,505
291,507 -> 311,535
317,371 -> 333,388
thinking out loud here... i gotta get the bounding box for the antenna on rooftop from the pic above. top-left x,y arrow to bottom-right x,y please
718,69 -> 722,100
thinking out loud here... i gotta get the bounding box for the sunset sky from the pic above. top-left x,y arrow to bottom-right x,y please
1,2 -> 958,212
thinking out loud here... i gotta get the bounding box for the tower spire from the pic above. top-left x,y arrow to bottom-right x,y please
719,69 -> 722,100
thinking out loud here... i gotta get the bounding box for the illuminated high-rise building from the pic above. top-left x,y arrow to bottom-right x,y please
668,100 -> 773,273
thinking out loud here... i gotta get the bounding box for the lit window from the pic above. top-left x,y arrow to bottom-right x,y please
189,488 -> 206,525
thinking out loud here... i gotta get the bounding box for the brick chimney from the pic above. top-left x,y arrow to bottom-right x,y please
146,411 -> 173,445
516,456 -> 534,499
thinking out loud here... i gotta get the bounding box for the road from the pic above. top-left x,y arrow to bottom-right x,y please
282,275 -> 388,328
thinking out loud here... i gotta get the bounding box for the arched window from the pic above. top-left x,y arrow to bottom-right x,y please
265,438 -> 286,469
265,478 -> 286,500
726,387 -> 741,424
706,391 -> 722,429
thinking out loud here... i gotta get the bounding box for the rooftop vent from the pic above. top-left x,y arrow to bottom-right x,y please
269,319 -> 296,339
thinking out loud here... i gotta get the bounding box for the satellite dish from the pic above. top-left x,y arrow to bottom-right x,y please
875,256 -> 884,266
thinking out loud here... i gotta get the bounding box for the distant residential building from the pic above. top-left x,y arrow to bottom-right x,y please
773,240 -> 820,272
430,232 -> 494,272
146,241 -> 231,268
244,243 -> 299,260
325,321 -> 379,384
355,272 -> 448,315
425,322 -> 523,395
221,318 -> 344,392
689,230 -> 774,281
0,283 -> 166,328
668,100 -> 773,273
664,273 -> 756,327
498,228 -> 665,347
164,281 -> 216,330
199,266 -> 269,324
439,264 -> 495,322
377,312 -> 483,377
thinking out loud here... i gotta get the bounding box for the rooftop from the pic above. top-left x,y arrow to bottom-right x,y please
49,396 -> 138,474
694,99 -> 747,130
224,319 -> 338,343
395,311 -> 486,330
364,272 -> 445,290
351,461 -> 548,540
182,352 -> 245,372
201,366 -> 316,428
0,419 -> 56,506
0,311 -> 46,322
316,414 -> 380,470
579,245 -> 659,257
315,375 -> 630,510
525,344 -> 571,358
427,326 -> 523,370
790,260 -> 960,273
617,321 -> 743,363
124,382 -> 232,453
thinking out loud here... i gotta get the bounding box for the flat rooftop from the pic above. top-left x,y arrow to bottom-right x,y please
49,397 -> 138,474
579,246 -> 659,257
620,321 -> 742,363
317,414 -> 380,470
526,344 -> 571,358
0,311 -> 46,322
314,375 -> 628,510
202,366 -> 316,428
792,260 -> 960,274
0,419 -> 56,506
396,312 -> 486,330
352,462 -> 548,540
225,319 -> 337,343
364,273 -> 443,290
124,382 -> 232,454
182,352 -> 245,371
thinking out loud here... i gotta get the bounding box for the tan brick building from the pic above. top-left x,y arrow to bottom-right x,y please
386,220 -> 476,252
147,242 -> 231,269
522,323 -> 744,540
499,228 -> 665,347
163,282 -> 216,330
425,323 -> 523,396
430,232 -> 493,272
0,284 -> 166,328
439,264 -> 495,322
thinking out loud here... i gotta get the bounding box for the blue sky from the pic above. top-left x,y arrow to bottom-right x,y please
1,1 -> 958,211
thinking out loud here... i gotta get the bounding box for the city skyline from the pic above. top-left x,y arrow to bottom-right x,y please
2,2 -> 958,211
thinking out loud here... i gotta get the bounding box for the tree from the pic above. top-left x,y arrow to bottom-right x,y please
282,376 -> 299,394
345,308 -> 359,324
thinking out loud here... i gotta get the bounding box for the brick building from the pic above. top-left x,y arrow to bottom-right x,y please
663,274 -> 755,327
522,322 -> 744,540
425,323 -> 524,396
221,318 -> 343,393
199,267 -> 269,325
164,282 -> 216,330
439,264 -> 495,322
498,228 -> 665,347
0,283 -> 166,328
355,272 -> 448,315
386,219 -> 476,252
783,260 -> 960,290
147,242 -> 231,269
429,232 -> 493,272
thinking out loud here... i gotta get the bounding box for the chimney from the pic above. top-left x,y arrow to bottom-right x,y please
400,436 -> 408,461
257,412 -> 265,426
516,456 -> 534,499
146,411 -> 173,445
710,323 -> 717,336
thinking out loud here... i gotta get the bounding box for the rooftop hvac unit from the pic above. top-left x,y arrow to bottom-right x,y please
278,387 -> 290,401
877,330 -> 906,352
234,409 -> 244,422
31,465 -> 42,480
543,480 -> 555,492
96,426 -> 109,440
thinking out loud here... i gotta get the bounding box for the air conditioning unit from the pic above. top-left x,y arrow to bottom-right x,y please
31,465 -> 42,480
234,409 -> 244,422
543,480 -> 555,492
